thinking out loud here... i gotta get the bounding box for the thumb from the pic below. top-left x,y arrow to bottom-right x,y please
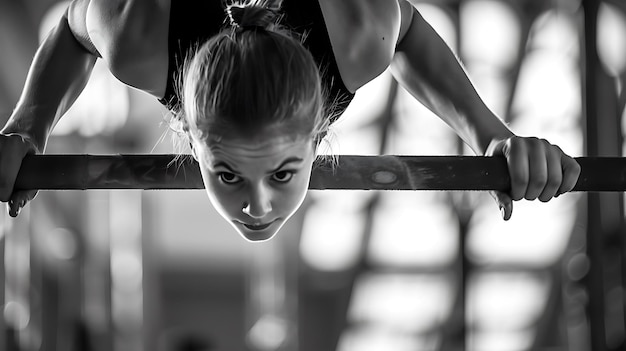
490,190 -> 513,221
7,190 -> 38,217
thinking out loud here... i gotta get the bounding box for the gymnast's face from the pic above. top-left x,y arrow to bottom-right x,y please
191,130 -> 316,242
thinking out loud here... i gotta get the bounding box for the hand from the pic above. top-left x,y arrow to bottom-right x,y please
0,133 -> 40,217
485,136 -> 581,220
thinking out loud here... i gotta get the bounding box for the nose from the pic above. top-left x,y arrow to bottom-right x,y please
242,184 -> 272,219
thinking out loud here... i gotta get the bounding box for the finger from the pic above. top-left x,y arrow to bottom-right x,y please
524,140 -> 548,200
506,138 -> 530,201
491,191 -> 513,221
558,155 -> 581,195
538,146 -> 563,202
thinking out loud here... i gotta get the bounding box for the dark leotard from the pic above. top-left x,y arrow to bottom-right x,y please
158,0 -> 355,123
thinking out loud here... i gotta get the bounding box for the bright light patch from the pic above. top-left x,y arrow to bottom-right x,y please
247,315 -> 288,351
347,273 -> 454,333
368,193 -> 458,267
598,3 -> 626,76
468,271 -> 550,330
529,11 -> 579,54
467,196 -> 578,266
299,196 -> 367,272
469,329 -> 535,351
512,51 -> 581,127
337,326 -> 435,351
461,0 -> 521,67
44,228 -> 78,261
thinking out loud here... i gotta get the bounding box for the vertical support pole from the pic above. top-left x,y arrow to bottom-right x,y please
582,1 -> 625,350
1,213 -> 6,351
582,0 -> 606,348
142,195 -> 160,351
83,191 -> 113,351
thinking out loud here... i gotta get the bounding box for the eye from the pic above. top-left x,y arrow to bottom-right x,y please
272,171 -> 294,183
218,172 -> 242,184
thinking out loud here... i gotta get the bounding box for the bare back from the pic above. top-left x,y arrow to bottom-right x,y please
68,0 -> 412,99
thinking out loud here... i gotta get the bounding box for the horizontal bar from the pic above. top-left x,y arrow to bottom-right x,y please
12,154 -> 626,191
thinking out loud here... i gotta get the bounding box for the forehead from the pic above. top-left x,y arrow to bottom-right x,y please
198,132 -> 314,166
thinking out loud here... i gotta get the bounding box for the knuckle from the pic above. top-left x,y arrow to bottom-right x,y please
546,176 -> 562,189
510,172 -> 529,187
529,177 -> 546,190
509,136 -> 523,148
509,184 -> 527,201
571,160 -> 582,174
528,139 -> 545,152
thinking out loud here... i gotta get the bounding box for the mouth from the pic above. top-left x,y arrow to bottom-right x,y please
233,219 -> 282,242
243,222 -> 274,231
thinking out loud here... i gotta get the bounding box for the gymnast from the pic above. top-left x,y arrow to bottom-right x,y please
0,0 -> 580,241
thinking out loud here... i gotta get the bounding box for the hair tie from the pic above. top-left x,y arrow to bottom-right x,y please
226,3 -> 279,31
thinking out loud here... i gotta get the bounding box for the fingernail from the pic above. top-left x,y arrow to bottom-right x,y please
500,205 -> 505,219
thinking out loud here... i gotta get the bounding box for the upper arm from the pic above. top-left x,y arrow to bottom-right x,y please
392,5 -> 455,79
396,0 -> 414,46
66,0 -> 101,57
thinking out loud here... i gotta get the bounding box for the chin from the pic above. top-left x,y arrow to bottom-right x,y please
239,231 -> 278,243
231,220 -> 288,243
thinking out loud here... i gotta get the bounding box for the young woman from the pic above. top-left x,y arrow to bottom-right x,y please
0,0 -> 580,241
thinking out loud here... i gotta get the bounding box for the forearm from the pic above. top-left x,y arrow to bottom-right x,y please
390,8 -> 513,155
3,12 -> 96,152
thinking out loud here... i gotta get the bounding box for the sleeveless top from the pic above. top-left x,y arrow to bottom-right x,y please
158,0 -> 355,123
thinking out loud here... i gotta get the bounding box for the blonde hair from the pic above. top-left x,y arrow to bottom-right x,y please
178,0 -> 330,146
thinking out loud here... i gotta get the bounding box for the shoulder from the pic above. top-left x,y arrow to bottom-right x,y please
396,0 -> 415,45
66,0 -> 99,55
318,0 -> 404,91
80,0 -> 170,64
68,0 -> 172,96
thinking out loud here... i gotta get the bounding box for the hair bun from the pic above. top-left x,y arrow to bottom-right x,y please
226,0 -> 282,30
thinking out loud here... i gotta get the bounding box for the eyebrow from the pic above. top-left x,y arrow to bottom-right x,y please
268,157 -> 304,174
212,157 -> 304,174
213,161 -> 239,174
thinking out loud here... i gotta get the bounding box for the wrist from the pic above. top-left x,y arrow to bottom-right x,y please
2,107 -> 52,153
471,108 -> 515,155
479,128 -> 515,155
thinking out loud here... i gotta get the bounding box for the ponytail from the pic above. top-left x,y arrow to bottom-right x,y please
226,0 -> 283,30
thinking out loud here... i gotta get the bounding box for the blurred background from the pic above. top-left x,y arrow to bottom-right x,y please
0,0 -> 625,350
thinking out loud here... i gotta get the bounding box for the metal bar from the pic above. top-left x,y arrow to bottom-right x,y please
12,154 -> 626,191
